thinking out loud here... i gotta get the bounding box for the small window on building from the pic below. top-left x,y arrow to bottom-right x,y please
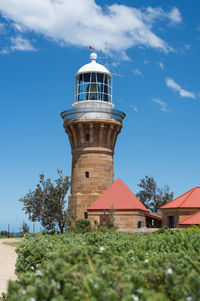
138,221 -> 142,228
85,171 -> 89,178
86,134 -> 90,141
84,212 -> 88,219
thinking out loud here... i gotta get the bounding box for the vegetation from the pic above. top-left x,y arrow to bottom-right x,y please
101,207 -> 116,229
2,241 -> 22,248
0,231 -> 14,238
19,170 -> 70,233
18,222 -> 30,237
69,219 -> 91,234
5,229 -> 200,300
136,175 -> 174,212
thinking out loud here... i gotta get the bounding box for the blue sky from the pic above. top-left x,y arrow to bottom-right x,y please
0,0 -> 200,231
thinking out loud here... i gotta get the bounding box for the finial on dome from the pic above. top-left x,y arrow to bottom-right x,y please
90,52 -> 97,61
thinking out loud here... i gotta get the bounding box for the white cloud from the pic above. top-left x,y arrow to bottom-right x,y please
0,1 -> 181,55
144,7 -> 182,25
158,62 -> 164,69
165,78 -> 196,99
168,8 -> 182,24
130,105 -> 139,112
152,98 -> 170,112
10,36 -> 37,52
0,48 -> 9,54
133,68 -> 143,77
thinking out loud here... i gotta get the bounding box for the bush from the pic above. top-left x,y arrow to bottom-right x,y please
5,230 -> 200,300
73,219 -> 91,234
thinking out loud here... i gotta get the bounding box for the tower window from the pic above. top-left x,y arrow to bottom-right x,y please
84,212 -> 88,219
85,171 -> 89,178
86,134 -> 90,141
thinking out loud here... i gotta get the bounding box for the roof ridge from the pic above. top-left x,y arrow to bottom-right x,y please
162,187 -> 195,208
179,210 -> 200,224
88,179 -> 148,211
178,187 -> 196,207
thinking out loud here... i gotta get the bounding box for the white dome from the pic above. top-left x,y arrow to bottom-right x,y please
76,52 -> 111,76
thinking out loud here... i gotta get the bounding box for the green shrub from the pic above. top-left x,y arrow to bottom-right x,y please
5,230 -> 200,300
71,219 -> 91,234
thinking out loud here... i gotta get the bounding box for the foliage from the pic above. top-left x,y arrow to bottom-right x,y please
5,230 -> 200,300
70,219 -> 91,234
65,208 -> 76,228
100,207 -> 116,229
0,231 -> 14,238
136,175 -> 174,212
19,170 -> 70,233
19,222 -> 29,237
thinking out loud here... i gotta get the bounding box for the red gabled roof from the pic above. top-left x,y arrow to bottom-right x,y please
179,211 -> 200,225
88,179 -> 148,212
161,187 -> 200,209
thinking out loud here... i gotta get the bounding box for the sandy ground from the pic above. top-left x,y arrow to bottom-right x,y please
0,238 -> 19,297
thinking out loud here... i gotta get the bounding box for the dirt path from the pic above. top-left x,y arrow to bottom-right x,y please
0,238 -> 19,297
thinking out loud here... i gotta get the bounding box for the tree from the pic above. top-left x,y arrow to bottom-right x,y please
21,221 -> 29,234
19,170 -> 70,233
136,175 -> 174,212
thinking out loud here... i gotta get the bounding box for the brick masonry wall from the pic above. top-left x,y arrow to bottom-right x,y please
63,119 -> 123,219
161,208 -> 200,227
88,210 -> 146,228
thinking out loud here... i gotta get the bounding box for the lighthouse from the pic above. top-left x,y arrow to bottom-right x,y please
61,52 -> 125,219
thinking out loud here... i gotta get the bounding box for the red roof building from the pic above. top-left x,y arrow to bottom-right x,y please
87,179 -> 162,228
161,187 -> 200,228
88,179 -> 148,212
179,211 -> 200,226
161,187 -> 200,209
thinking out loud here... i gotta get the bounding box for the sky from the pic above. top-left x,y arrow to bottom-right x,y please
0,0 -> 200,231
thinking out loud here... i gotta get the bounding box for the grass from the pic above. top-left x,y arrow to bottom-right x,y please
2,241 -> 22,248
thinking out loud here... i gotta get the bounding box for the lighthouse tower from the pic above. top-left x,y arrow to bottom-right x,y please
61,52 -> 125,219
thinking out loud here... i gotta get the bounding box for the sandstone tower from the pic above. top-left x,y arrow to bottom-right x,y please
61,52 -> 125,219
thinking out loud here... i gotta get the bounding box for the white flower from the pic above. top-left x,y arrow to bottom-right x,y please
57,283 -> 61,290
35,270 -> 42,276
166,268 -> 173,275
99,246 -> 105,253
94,284 -> 99,289
29,298 -> 36,301
30,266 -> 34,271
89,278 -> 94,283
130,257 -> 135,261
186,297 -> 193,301
129,249 -> 134,254
136,288 -> 143,293
132,294 -> 139,301
144,259 -> 149,263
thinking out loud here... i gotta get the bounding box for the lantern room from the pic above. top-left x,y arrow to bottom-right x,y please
75,52 -> 112,103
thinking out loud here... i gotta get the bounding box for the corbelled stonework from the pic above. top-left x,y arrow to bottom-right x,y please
63,119 -> 122,219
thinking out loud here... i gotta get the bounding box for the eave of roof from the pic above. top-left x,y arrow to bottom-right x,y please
146,212 -> 163,220
179,210 -> 200,225
161,187 -> 200,209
